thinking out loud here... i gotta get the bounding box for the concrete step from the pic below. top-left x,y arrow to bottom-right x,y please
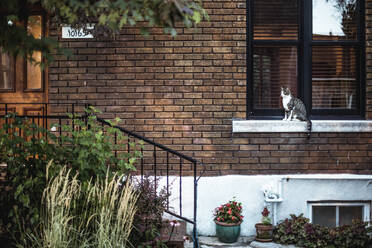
184,237 -> 298,248
250,241 -> 297,248
185,236 -> 254,248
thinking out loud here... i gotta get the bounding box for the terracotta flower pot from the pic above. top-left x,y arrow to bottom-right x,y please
214,220 -> 242,243
255,223 -> 273,242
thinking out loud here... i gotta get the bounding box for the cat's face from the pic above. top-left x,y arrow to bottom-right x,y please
281,86 -> 291,97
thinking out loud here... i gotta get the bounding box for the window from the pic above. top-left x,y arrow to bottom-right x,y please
308,202 -> 370,228
247,0 -> 365,119
26,15 -> 43,91
0,50 -> 14,91
0,15 -> 44,93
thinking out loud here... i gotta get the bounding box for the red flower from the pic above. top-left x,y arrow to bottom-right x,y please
262,207 -> 270,217
214,199 -> 243,224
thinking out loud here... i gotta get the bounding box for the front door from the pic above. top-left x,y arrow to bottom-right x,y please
0,14 -> 47,117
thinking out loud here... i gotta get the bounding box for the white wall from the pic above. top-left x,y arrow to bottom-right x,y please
159,174 -> 372,236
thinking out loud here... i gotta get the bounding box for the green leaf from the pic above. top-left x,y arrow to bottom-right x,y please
14,185 -> 23,198
98,14 -> 107,24
192,11 -> 201,24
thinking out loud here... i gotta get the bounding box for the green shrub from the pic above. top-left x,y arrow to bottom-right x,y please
0,115 -> 64,246
0,110 -> 142,247
332,221 -> 372,248
59,107 -> 142,182
273,214 -> 372,248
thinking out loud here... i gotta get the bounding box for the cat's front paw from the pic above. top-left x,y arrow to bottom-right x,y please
282,117 -> 287,121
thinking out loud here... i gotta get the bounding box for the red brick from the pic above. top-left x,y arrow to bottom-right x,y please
47,2 -> 372,175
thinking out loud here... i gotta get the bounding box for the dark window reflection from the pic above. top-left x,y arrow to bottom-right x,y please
312,46 -> 357,109
254,0 -> 299,40
339,206 -> 363,226
254,46 -> 298,109
313,206 -> 336,228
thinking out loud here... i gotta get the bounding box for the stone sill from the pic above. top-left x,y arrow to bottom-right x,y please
232,120 -> 372,133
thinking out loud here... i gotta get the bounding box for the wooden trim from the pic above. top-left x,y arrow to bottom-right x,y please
44,13 -> 49,109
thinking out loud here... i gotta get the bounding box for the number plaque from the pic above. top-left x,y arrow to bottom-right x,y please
62,26 -> 94,39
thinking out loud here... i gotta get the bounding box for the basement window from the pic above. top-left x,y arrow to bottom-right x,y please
308,202 -> 370,228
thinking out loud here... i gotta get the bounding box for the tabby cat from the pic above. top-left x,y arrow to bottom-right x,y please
280,86 -> 312,138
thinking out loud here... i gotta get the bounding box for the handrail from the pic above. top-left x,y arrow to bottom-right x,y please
96,117 -> 197,164
95,114 -> 201,248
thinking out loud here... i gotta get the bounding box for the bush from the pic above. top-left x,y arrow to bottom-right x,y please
129,176 -> 169,248
0,116 -> 64,246
0,110 -> 142,246
274,214 -> 372,248
60,108 -> 142,182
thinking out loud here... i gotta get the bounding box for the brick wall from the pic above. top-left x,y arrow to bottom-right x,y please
48,0 -> 372,175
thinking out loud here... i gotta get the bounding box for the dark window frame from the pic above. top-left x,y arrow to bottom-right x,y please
246,0 -> 365,120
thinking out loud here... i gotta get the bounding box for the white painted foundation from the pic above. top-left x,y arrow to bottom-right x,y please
159,174 -> 372,236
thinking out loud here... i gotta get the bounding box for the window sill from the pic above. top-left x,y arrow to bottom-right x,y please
232,120 -> 372,133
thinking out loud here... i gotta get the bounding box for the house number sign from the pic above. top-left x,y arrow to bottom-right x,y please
62,26 -> 94,39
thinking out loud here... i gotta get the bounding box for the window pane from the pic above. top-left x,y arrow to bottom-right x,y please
26,15 -> 42,90
339,206 -> 363,226
27,51 -> 42,90
313,206 -> 336,228
27,15 -> 42,39
0,50 -> 13,90
312,46 -> 357,109
253,46 -> 298,109
313,0 -> 357,40
253,0 -> 299,40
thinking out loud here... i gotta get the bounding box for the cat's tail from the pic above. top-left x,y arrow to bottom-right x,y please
307,119 -> 312,139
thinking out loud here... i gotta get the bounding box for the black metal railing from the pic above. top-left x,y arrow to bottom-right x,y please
0,102 -> 204,248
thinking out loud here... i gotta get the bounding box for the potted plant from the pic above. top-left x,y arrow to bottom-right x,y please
255,207 -> 273,242
213,198 -> 243,243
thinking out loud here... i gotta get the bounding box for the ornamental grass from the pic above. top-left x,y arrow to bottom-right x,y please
28,163 -> 138,248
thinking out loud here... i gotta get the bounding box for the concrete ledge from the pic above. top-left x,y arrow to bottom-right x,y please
232,120 -> 372,133
250,241 -> 297,248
